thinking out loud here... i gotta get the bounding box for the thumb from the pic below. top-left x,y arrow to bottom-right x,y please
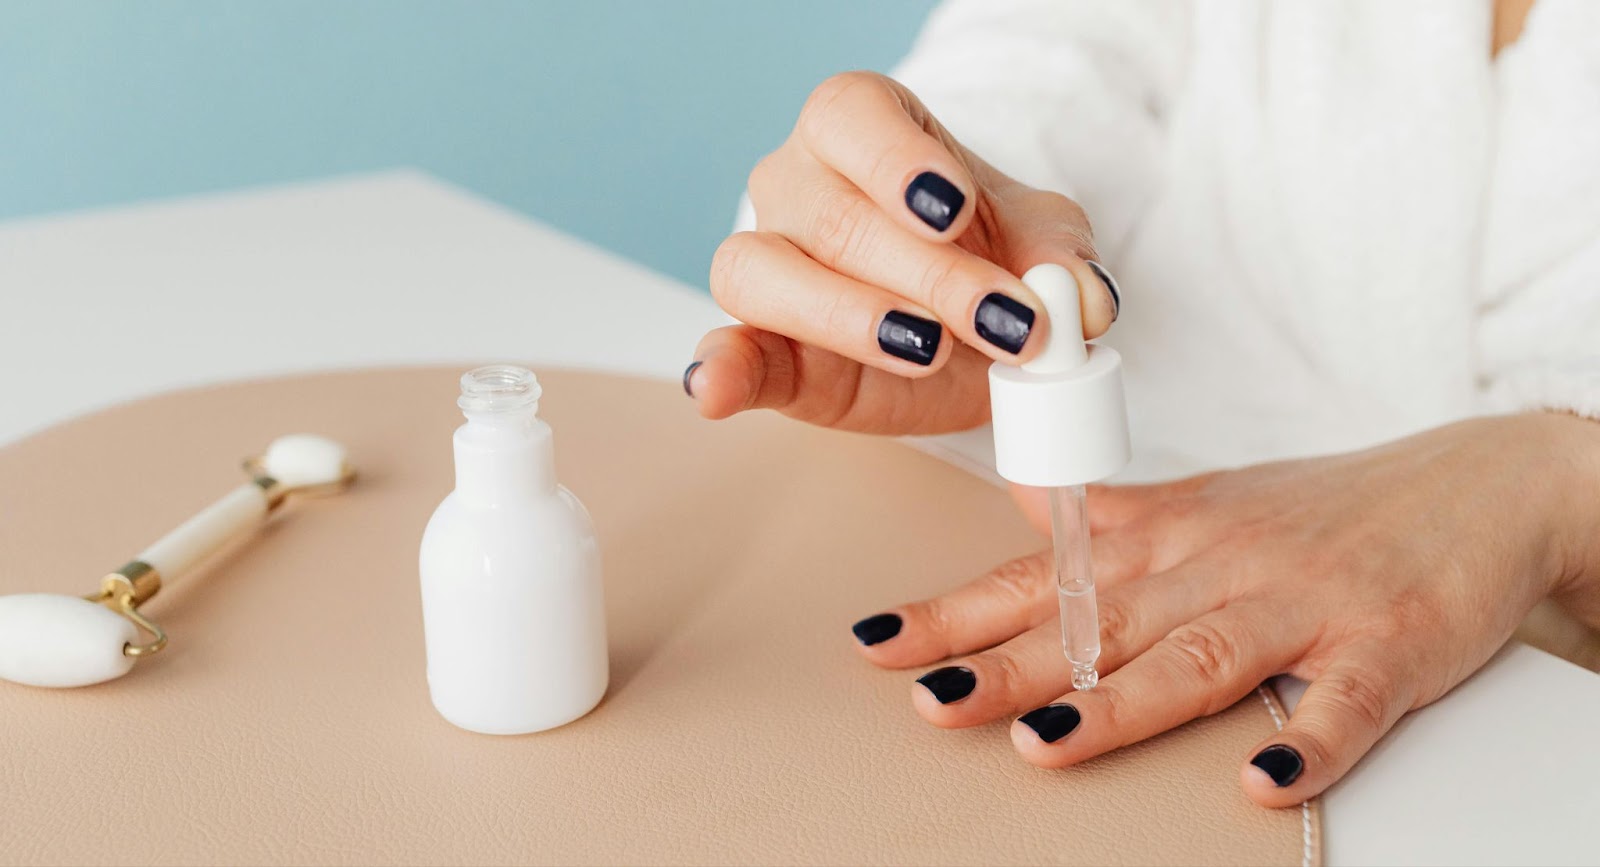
1240,653 -> 1410,808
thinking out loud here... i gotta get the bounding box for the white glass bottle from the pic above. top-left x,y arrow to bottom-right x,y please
419,365 -> 607,734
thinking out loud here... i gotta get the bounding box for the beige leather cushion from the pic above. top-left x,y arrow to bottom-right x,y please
0,369 -> 1319,866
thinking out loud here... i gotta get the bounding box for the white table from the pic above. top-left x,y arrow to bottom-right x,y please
3,171 -> 1595,866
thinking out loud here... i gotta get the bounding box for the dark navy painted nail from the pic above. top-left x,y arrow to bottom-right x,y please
905,171 -> 965,232
1087,260 -> 1120,321
1250,745 -> 1304,787
682,360 -> 703,397
1017,704 -> 1081,743
878,311 -> 942,365
916,666 -> 976,704
851,613 -> 902,646
974,293 -> 1036,354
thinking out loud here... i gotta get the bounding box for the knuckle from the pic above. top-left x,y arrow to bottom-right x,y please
1095,596 -> 1137,657
1317,672 -> 1392,735
985,649 -> 1027,698
1164,621 -> 1244,685
1030,190 -> 1095,251
798,71 -> 883,141
804,188 -> 879,269
981,553 -> 1050,609
914,253 -> 967,316
1291,728 -> 1338,778
860,139 -> 905,202
708,232 -> 766,309
1298,735 -> 1338,778
1033,189 -> 1088,223
816,290 -> 857,351
746,150 -> 782,203
1095,684 -> 1132,739
914,599 -> 959,654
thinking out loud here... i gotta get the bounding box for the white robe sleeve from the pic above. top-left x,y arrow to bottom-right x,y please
889,0 -> 1189,258
1477,242 -> 1600,421
1474,0 -> 1600,422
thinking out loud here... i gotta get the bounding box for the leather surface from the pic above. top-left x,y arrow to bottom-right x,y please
0,368 -> 1321,866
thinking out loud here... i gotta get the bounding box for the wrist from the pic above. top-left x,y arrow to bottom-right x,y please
1534,411 -> 1600,599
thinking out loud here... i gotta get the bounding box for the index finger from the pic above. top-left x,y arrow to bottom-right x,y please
795,71 -> 977,239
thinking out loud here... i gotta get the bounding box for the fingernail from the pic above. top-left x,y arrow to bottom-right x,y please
681,360 -> 703,398
974,293 -> 1036,355
1017,704 -> 1081,743
905,171 -> 965,232
1249,744 -> 1304,787
1086,260 -> 1120,321
916,666 -> 976,704
851,613 -> 902,646
878,311 -> 942,366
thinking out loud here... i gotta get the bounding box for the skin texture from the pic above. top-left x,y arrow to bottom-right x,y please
690,31 -> 1600,807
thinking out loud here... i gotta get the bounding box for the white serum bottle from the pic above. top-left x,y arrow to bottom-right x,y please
419,365 -> 607,735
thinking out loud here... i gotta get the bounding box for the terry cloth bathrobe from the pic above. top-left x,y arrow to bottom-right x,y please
887,0 -> 1600,481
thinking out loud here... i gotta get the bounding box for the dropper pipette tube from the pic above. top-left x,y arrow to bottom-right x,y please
1048,484 -> 1100,691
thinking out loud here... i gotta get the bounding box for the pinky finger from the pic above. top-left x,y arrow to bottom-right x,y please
1240,652 -> 1412,808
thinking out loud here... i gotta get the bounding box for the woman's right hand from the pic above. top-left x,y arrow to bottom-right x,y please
688,71 -> 1120,436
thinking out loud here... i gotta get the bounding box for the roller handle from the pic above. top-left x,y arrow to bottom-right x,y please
135,483 -> 269,580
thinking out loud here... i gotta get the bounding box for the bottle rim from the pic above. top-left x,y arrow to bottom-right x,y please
458,365 -> 541,414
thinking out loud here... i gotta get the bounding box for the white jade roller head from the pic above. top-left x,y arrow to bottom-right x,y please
0,594 -> 140,688
0,433 -> 355,689
257,433 -> 352,488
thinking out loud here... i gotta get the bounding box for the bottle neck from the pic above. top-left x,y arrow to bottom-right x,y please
453,408 -> 557,505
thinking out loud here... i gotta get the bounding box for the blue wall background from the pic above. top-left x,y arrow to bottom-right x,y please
0,0 -> 937,287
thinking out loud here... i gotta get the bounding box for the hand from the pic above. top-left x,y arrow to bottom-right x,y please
688,71 -> 1119,435
848,412 -> 1600,806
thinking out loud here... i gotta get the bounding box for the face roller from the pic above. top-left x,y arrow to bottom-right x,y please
988,264 -> 1131,691
0,434 -> 355,688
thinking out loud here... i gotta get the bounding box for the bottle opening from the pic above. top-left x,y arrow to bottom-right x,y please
459,365 -> 542,414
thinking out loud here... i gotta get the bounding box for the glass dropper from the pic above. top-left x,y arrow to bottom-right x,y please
1048,483 -> 1100,690
988,264 -> 1127,696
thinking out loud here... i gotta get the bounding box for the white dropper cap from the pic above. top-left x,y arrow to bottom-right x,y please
988,264 -> 1131,487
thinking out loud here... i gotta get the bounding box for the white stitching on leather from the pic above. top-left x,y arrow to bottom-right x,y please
1256,686 -> 1313,867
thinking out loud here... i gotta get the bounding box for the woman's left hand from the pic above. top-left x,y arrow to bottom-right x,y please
850,412 -> 1600,806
